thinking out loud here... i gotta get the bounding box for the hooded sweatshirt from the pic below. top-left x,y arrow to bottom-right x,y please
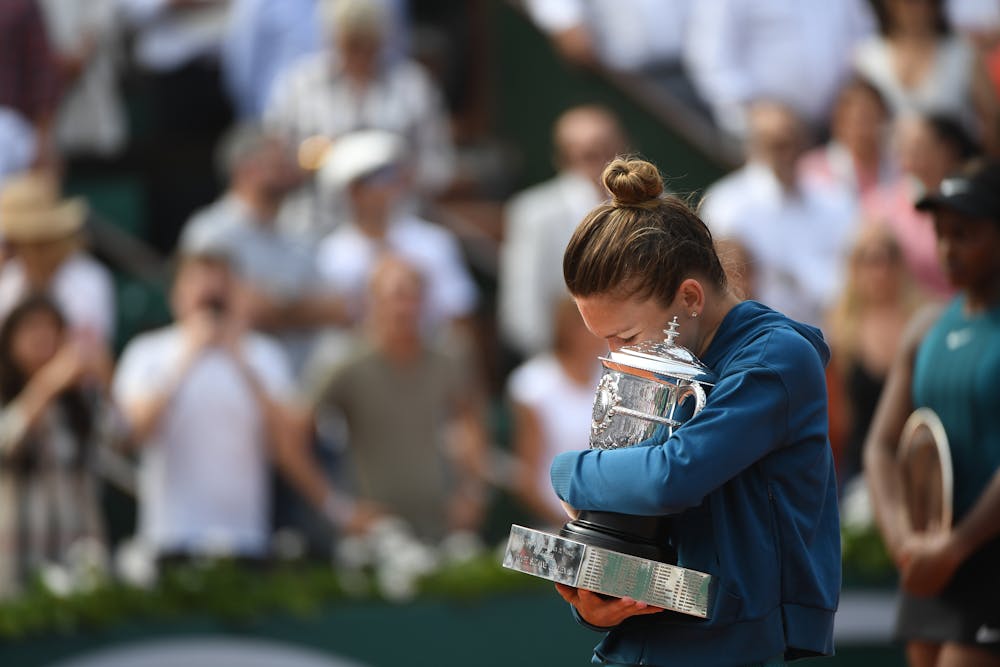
550,300 -> 841,666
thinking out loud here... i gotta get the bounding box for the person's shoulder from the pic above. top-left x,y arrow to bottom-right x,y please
243,330 -> 291,363
506,174 -> 567,210
60,252 -> 113,283
386,57 -> 437,90
317,223 -> 365,260
721,302 -> 828,369
507,354 -> 561,400
393,215 -> 459,248
119,325 -> 178,359
901,301 -> 948,356
279,50 -> 328,86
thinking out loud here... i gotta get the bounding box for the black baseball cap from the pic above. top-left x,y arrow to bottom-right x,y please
915,160 -> 1000,221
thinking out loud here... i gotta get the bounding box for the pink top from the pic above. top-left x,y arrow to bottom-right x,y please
861,177 -> 954,300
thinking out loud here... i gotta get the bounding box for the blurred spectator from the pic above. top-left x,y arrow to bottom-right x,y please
118,0 -> 234,252
714,236 -> 757,302
221,0 -> 323,120
947,0 -> 1000,45
265,0 -> 454,238
522,0 -> 692,72
179,124 -> 349,376
305,256 -> 488,542
222,0 -> 410,121
0,172 -> 115,343
861,112 -> 980,299
118,0 -> 229,75
684,0 -> 874,138
0,295 -> 113,597
498,104 -> 626,359
699,101 -> 858,330
799,77 -> 896,201
0,0 -> 63,170
825,225 -> 924,488
112,250 -> 374,560
37,0 -> 127,158
315,129 -> 477,336
506,296 -> 603,528
854,0 -> 998,152
0,109 -> 36,187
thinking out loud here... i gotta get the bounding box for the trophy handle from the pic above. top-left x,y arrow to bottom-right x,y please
676,381 -> 707,417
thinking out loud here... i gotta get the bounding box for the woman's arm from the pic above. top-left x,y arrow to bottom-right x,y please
0,341 -> 92,456
862,306 -> 941,565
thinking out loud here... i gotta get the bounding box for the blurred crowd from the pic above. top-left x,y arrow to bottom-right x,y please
0,0 -> 996,598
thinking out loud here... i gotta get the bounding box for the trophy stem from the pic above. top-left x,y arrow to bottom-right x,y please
560,511 -> 677,563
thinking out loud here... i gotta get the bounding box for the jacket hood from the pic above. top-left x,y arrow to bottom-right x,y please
704,300 -> 830,369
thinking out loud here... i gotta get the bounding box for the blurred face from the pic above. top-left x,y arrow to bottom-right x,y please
337,30 -> 383,81
556,111 -> 627,185
933,209 -> 1000,292
348,166 -> 404,225
748,106 -> 805,187
243,139 -> 300,203
171,258 -> 234,320
575,293 -> 681,353
893,117 -> 959,189
11,309 -> 62,376
370,262 -> 424,334
852,235 -> 905,303
834,87 -> 887,154
886,0 -> 939,34
11,237 -> 73,274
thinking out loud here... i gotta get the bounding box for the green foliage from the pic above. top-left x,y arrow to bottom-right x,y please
0,553 -> 540,641
841,524 -> 896,589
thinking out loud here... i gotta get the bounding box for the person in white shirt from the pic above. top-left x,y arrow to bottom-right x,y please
684,0 -> 875,138
497,105 -> 627,359
315,129 -> 477,335
699,101 -> 858,331
265,0 -> 454,238
523,0 -> 692,72
506,296 -> 604,528
113,249 -> 376,559
37,0 -> 128,157
0,172 -> 115,344
179,123 -> 350,376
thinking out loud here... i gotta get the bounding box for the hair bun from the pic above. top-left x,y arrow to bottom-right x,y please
603,157 -> 663,207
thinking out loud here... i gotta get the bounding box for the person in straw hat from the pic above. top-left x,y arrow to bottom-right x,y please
0,172 -> 114,343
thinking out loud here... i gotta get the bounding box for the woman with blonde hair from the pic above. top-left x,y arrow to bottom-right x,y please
826,224 -> 926,487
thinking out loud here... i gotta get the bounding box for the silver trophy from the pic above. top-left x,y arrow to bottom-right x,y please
503,318 -> 717,618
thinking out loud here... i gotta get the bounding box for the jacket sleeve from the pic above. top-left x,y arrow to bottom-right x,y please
550,335 -> 806,515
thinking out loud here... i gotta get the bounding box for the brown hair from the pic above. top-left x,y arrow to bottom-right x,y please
563,157 -> 726,304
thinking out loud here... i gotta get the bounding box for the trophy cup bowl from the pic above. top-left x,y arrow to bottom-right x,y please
503,317 -> 718,618
559,317 -> 715,564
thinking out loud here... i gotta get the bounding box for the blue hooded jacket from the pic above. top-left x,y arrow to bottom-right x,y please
550,301 -> 841,666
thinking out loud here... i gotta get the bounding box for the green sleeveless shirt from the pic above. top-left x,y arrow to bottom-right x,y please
912,296 -> 1000,520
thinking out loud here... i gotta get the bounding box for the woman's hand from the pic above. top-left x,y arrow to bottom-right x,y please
898,531 -> 965,597
560,500 -> 580,521
555,583 -> 664,627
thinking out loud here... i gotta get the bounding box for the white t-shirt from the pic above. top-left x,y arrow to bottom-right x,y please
316,214 -> 478,328
113,326 -> 295,557
0,252 -> 115,343
507,354 -> 600,520
700,163 -> 858,330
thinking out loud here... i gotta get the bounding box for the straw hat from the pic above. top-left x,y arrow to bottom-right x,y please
0,172 -> 87,242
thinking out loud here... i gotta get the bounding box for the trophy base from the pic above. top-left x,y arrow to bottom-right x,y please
559,510 -> 677,563
502,524 -> 713,618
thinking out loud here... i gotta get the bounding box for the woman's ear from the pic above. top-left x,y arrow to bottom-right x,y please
676,278 -> 706,317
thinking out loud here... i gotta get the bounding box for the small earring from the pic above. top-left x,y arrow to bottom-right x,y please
690,311 -> 698,318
